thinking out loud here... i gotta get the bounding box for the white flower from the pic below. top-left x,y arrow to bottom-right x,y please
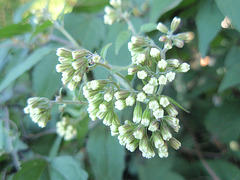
143,84 -> 155,94
128,42 -> 133,51
150,48 -> 160,58
149,100 -> 159,110
104,6 -> 114,14
128,68 -> 134,75
149,77 -> 158,86
137,70 -> 148,79
166,72 -> 175,82
115,100 -> 126,110
131,36 -> 137,44
104,15 -> 115,25
110,0 -> 121,8
158,59 -> 167,69
141,118 -> 150,126
177,62 -> 190,72
137,92 -> 147,102
104,93 -> 113,102
126,95 -> 135,106
153,108 -> 164,119
167,59 -> 180,67
137,54 -> 146,64
90,80 -> 99,90
92,54 -> 101,63
159,97 -> 170,107
158,75 -> 167,85
99,104 -> 107,112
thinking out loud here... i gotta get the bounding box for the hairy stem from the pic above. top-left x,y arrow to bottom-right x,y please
122,16 -> 137,35
51,100 -> 88,105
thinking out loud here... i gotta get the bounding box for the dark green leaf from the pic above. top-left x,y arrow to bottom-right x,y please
13,159 -> 47,180
167,96 -> 190,113
196,0 -> 224,57
215,0 -> 240,32
218,63 -> 240,92
140,23 -> 157,33
32,52 -> 62,98
86,125 -> 125,180
205,103 -> 240,143
115,31 -> 131,55
101,43 -> 112,60
49,136 -> 62,159
224,46 -> 240,69
149,0 -> 182,23
49,156 -> 88,180
0,46 -> 53,93
0,23 -> 32,39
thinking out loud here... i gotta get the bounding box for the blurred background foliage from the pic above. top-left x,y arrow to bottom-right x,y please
0,0 -> 240,179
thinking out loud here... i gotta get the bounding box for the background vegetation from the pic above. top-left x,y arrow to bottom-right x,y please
0,0 -> 240,179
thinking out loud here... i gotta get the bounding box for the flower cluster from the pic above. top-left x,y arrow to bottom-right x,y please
104,0 -> 122,25
24,97 -> 52,128
83,80 -> 120,129
56,47 -> 101,91
56,117 -> 77,141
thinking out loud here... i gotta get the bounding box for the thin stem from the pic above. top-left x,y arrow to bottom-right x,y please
51,100 -> 88,105
111,62 -> 134,71
95,62 -> 133,89
3,107 -> 20,171
157,85 -> 164,95
54,21 -> 81,49
122,16 -> 137,35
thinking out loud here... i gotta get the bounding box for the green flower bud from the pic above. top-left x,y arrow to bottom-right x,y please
158,35 -> 167,42
141,108 -> 151,126
103,111 -> 113,126
139,134 -> 149,152
125,94 -> 136,106
169,137 -> 181,150
158,142 -> 168,158
58,57 -> 72,64
90,80 -> 107,90
72,58 -> 87,70
56,47 -> 72,58
118,123 -> 134,135
164,116 -> 179,127
152,131 -> 164,148
110,124 -> 120,136
56,63 -> 70,73
170,17 -> 181,32
160,123 -> 172,141
174,39 -> 184,48
115,100 -> 126,110
67,79 -> 78,91
165,104 -> 178,117
96,110 -> 108,119
175,32 -> 191,41
148,120 -> 159,132
72,49 -> 89,59
128,67 -> 140,75
175,62 -> 190,73
166,59 -> 180,68
133,103 -> 142,123
164,39 -> 172,50
114,90 -> 130,100
126,139 -> 139,152
157,22 -> 168,33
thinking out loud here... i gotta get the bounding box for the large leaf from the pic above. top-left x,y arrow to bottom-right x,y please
149,0 -> 182,23
0,23 -> 32,39
224,46 -> 240,69
205,103 -> 240,143
63,13 -> 105,50
115,31 -> 131,55
49,156 -> 88,180
32,52 -> 62,98
207,160 -> 240,179
215,0 -> 240,32
196,0 -> 224,57
73,0 -> 109,13
86,125 -> 125,180
218,63 -> 240,92
0,46 -> 53,93
13,159 -> 48,180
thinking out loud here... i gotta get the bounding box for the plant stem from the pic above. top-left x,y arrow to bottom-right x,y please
95,62 -> 133,89
122,16 -> 137,35
54,21 -> 81,49
51,100 -> 88,105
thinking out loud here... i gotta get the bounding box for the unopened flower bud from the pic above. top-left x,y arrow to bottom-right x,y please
90,80 -> 107,90
148,120 -> 159,132
110,124 -> 120,136
114,90 -> 130,100
153,108 -> 164,119
103,111 -> 113,125
166,59 -> 180,68
149,100 -> 159,110
92,53 -> 101,63
126,139 -> 139,152
137,70 -> 148,79
165,104 -> 178,117
136,54 -> 146,64
104,6 -> 115,14
159,35 -> 167,42
166,72 -> 175,82
152,131 -> 164,148
169,137 -> 181,150
110,0 -> 121,8
170,17 -> 181,32
176,62 -> 190,72
104,91 -> 113,102
128,67 -> 139,75
160,123 -> 172,141
126,94 -> 136,106
136,92 -> 147,102
56,48 -> 72,58
115,100 -> 126,110
133,103 -> 142,123
158,59 -> 167,70
72,49 -> 89,59
150,48 -> 160,58
175,32 -> 190,41
159,96 -> 170,108
158,75 -> 167,85
157,22 -> 168,33
143,84 -> 155,94
164,39 -> 172,50
174,39 -> 184,48
164,116 -> 179,127
141,108 -> 151,126
133,124 -> 145,139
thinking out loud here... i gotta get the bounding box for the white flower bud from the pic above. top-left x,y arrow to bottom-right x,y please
104,93 -> 113,102
150,48 -> 160,58
170,17 -> 181,32
110,0 -> 121,8
158,59 -> 167,70
104,6 -> 114,14
159,97 -> 170,108
115,100 -> 126,110
149,77 -> 158,86
149,100 -> 159,110
143,84 -> 155,94
136,92 -> 147,102
166,72 -> 175,82
156,22 -> 168,33
137,70 -> 148,79
126,94 -> 135,106
176,62 -> 190,72
166,59 -> 180,68
153,108 -> 164,119
158,75 -> 167,85
136,54 -> 146,64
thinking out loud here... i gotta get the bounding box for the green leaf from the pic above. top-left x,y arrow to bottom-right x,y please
101,43 -> 112,60
86,125 -> 125,180
215,0 -> 240,32
32,52 -> 62,98
49,156 -> 88,180
115,31 -> 131,55
0,121 -> 4,152
32,20 -> 53,37
167,96 -> 190,113
224,46 -> 240,69
0,23 -> 32,39
49,136 -> 62,159
205,103 -> 240,143
13,159 -> 48,180
218,63 -> 240,92
73,0 -> 109,13
140,23 -> 157,33
207,160 -> 240,179
63,13 -> 105,51
0,46 -> 53,93
196,0 -> 224,57
149,0 -> 182,23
